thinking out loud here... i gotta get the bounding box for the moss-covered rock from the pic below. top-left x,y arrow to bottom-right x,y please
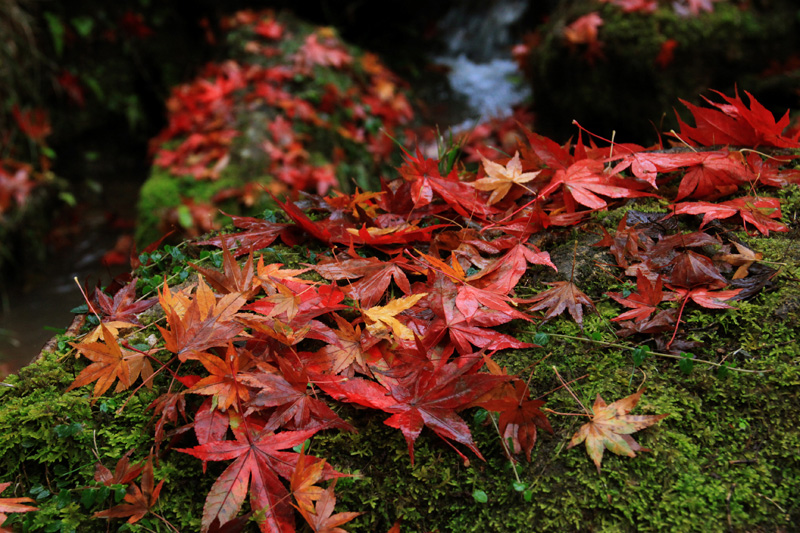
3,198 -> 799,531
136,10 -> 416,245
526,0 -> 800,143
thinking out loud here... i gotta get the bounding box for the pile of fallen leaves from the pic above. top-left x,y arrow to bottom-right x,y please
143,9 -> 415,240
45,88 -> 799,532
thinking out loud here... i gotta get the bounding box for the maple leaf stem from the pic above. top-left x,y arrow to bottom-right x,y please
666,296 -> 690,350
552,366 -> 592,416
570,241 -> 578,283
534,373 -> 589,401
151,512 -> 181,533
73,277 -> 102,321
668,129 -> 697,152
571,120 -> 639,157
488,412 -> 521,484
541,408 -> 592,417
116,356 -> 180,414
480,194 -> 546,235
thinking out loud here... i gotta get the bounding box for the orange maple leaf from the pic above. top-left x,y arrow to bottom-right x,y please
297,480 -> 362,533
68,324 -> 153,399
187,342 -> 254,412
0,481 -> 38,531
290,446 -> 326,514
158,276 -> 246,361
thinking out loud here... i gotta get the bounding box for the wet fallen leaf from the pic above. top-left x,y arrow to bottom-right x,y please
567,389 -> 668,473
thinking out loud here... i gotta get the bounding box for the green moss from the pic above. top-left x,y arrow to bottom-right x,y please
529,1 -> 800,143
3,225 -> 799,532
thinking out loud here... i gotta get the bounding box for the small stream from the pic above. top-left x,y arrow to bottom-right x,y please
432,0 -> 530,129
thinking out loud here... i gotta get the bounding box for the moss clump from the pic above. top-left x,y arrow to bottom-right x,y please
527,1 -> 800,143
3,206 -> 799,531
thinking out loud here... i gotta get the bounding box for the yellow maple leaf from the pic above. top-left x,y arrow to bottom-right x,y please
363,293 -> 427,341
471,151 -> 540,205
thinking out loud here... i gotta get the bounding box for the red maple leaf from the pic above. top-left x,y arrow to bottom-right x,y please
191,243 -> 259,298
313,255 -> 415,308
539,159 -> 653,211
397,149 -> 497,218
601,0 -> 658,13
240,356 -> 354,432
94,451 -> 145,487
425,273 -> 532,355
94,456 -> 164,525
294,33 -> 352,70
197,214 -> 292,257
468,242 -> 556,294
317,360 -> 507,465
674,89 -> 800,149
668,286 -> 742,309
93,278 -> 157,325
671,196 -> 787,235
11,105 -> 51,142
178,415 -> 339,533
478,380 -> 552,461
673,150 -> 752,201
607,272 -> 672,323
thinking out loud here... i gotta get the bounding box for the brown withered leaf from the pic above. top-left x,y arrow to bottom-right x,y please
526,281 -> 596,328
718,242 -> 763,280
667,250 -> 727,289
567,389 -> 668,473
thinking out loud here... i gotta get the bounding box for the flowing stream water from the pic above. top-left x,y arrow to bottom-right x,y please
431,0 -> 530,129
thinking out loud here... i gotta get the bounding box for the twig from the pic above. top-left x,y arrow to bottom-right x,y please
488,413 -> 521,484
552,366 -> 591,416
755,492 -> 786,514
534,373 -> 588,401
535,332 -> 766,373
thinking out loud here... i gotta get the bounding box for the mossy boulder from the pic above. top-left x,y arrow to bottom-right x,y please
525,0 -> 800,143
136,10 -> 416,245
3,178 -> 800,531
